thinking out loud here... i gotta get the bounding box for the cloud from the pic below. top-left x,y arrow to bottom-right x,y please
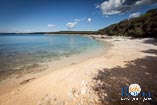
66,18 -> 81,29
48,24 -> 56,27
129,12 -> 141,18
66,22 -> 78,29
99,0 -> 128,15
96,5 -> 100,8
87,18 -> 92,22
135,0 -> 153,6
98,0 -> 157,15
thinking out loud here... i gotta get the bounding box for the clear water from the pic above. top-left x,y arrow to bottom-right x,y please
0,34 -> 107,79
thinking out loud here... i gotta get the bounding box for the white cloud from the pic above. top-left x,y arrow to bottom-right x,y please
48,24 -> 56,27
129,12 -> 141,18
98,0 -> 157,15
66,22 -> 78,29
66,18 -> 81,29
96,5 -> 100,8
135,0 -> 152,6
87,18 -> 92,22
99,0 -> 127,15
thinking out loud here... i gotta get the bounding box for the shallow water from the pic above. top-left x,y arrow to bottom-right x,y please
0,34 -> 109,80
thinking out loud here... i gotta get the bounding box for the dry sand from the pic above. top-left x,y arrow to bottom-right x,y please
0,35 -> 157,105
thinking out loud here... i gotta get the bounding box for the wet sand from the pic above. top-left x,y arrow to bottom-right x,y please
0,35 -> 157,105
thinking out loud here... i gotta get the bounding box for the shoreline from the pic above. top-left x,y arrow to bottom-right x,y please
0,36 -> 111,96
0,35 -> 157,105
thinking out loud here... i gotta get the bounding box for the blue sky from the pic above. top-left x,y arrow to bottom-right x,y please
0,0 -> 157,33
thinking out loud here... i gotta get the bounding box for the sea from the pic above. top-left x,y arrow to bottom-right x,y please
0,34 -> 110,80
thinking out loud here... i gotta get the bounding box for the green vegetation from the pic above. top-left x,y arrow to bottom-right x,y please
97,8 -> 157,38
41,31 -> 96,34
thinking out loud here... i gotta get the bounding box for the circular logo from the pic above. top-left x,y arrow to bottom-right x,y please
129,84 -> 141,96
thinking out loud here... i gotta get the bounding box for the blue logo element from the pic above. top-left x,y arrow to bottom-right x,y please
121,84 -> 152,102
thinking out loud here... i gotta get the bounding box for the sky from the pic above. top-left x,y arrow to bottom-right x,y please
0,0 -> 157,33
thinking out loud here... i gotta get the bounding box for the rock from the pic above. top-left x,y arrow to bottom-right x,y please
80,80 -> 88,95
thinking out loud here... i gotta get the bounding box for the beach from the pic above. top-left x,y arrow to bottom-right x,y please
0,35 -> 157,105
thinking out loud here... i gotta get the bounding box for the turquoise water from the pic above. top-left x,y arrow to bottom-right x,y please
0,34 -> 107,79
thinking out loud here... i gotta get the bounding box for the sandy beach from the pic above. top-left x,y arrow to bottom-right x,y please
0,35 -> 157,105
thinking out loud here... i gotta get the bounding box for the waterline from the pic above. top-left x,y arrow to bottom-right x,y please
0,34 -> 111,80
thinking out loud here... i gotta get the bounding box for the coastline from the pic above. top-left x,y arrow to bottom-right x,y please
0,35 -> 111,95
0,35 -> 157,105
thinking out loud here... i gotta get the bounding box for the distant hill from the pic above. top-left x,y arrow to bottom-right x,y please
97,8 -> 157,38
0,31 -> 97,35
40,31 -> 96,34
